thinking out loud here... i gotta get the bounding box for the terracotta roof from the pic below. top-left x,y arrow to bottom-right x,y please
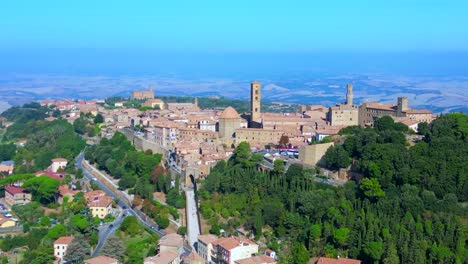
0,164 -> 14,172
213,236 -> 257,251
0,216 -> 15,225
5,186 -> 25,195
144,252 -> 178,264
235,255 -> 276,264
88,195 -> 113,208
35,171 -> 65,180
59,185 -> 80,197
219,107 -> 241,119
85,255 -> 118,264
54,236 -> 73,245
183,252 -> 204,263
405,109 -> 432,114
84,190 -> 106,201
51,158 -> 67,163
363,103 -> 396,111
158,233 -> 183,247
198,234 -> 219,245
312,257 -> 361,264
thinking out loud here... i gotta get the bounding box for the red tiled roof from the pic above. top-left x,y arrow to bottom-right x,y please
158,233 -> 183,247
88,196 -> 113,208
58,185 -> 80,197
54,236 -> 73,245
198,234 -> 219,245
235,255 -> 276,264
213,236 -> 257,251
51,158 -> 67,163
144,252 -> 177,264
0,216 -> 15,225
85,255 -> 118,264
219,107 -> 241,119
35,171 -> 64,180
5,186 -> 25,195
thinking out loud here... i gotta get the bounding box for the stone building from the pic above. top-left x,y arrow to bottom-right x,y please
298,142 -> 334,166
131,88 -> 154,100
235,128 -> 284,149
218,107 -> 242,144
327,84 -> 359,126
358,96 -> 434,127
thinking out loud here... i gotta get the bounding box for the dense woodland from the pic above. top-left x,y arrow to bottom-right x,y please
200,114 -> 468,263
0,103 -> 85,172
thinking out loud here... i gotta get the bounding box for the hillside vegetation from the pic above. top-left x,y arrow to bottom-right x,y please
200,114 -> 468,263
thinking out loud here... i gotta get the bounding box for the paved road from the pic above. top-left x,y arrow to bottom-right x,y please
92,210 -> 130,256
185,187 -> 200,250
75,153 -> 166,237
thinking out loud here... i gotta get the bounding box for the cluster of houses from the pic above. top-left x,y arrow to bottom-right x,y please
143,233 -> 275,264
37,84 -> 434,184
0,156 -> 114,233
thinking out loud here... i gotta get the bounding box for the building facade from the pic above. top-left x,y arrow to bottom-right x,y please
131,88 -> 155,100
235,128 -> 284,149
212,236 -> 259,264
198,234 -> 219,263
218,107 -> 242,144
359,96 -> 434,127
299,142 -> 334,166
51,158 -> 68,172
327,84 -> 359,126
4,186 -> 31,206
54,236 -> 73,260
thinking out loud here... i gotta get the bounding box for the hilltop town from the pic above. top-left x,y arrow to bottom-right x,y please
38,82 -> 434,182
0,83 -> 465,264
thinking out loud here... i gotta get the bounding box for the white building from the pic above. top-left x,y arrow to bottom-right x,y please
197,234 -> 219,263
212,236 -> 258,264
54,236 -> 73,260
51,158 -> 68,173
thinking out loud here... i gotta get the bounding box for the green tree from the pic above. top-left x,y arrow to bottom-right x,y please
233,141 -> 252,166
273,159 -> 285,175
22,176 -> 60,204
359,178 -> 385,201
156,216 -> 170,229
325,145 -> 351,170
364,241 -> 384,263
291,242 -> 310,264
101,236 -> 125,260
177,226 -> 187,236
333,227 -> 350,247
93,113 -> 104,124
120,216 -> 141,236
64,236 -> 90,263
46,224 -> 67,240
0,144 -> 16,161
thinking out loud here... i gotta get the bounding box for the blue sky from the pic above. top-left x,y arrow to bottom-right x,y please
1,0 -> 468,53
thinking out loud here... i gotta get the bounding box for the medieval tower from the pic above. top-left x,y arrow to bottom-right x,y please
250,81 -> 261,123
346,84 -> 353,105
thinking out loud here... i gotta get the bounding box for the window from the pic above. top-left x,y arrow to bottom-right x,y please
255,90 -> 258,95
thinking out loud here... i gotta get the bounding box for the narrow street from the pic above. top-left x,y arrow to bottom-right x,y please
185,187 -> 200,250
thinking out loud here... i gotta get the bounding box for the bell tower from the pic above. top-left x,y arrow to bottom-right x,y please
346,84 -> 353,105
250,81 -> 261,122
